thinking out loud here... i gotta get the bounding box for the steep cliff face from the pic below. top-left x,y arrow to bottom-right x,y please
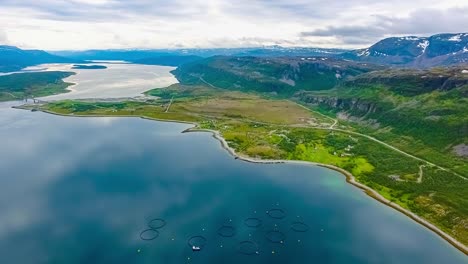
294,67 -> 468,149
348,74 -> 467,92
297,95 -> 380,116
296,67 -> 468,112
345,68 -> 468,96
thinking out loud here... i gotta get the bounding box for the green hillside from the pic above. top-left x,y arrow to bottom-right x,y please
295,67 -> 468,175
0,71 -> 75,101
173,56 -> 382,95
174,57 -> 468,175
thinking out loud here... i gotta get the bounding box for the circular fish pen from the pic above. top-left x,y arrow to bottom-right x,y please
188,236 -> 207,251
238,241 -> 260,255
217,225 -> 236,237
140,229 -> 160,241
148,218 -> 166,230
265,230 -> 286,243
221,218 -> 234,226
266,209 -> 286,219
244,217 -> 262,228
291,222 -> 309,232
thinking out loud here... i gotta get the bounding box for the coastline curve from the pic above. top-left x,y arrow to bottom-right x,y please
15,107 -> 468,255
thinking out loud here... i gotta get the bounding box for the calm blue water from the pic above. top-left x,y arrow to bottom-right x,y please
0,102 -> 466,264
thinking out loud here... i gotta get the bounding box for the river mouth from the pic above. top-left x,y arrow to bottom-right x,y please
0,106 -> 466,264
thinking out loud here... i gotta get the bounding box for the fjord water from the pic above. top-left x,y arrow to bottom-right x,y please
23,62 -> 178,100
0,102 -> 466,264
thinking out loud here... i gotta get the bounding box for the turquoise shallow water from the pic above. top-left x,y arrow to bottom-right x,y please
0,102 -> 466,264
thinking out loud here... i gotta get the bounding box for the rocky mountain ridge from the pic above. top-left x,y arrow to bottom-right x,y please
342,33 -> 468,67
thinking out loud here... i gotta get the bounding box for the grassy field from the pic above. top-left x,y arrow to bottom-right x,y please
0,71 -> 75,101
33,83 -> 468,246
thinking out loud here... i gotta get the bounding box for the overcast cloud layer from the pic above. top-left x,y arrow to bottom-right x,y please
0,0 -> 467,50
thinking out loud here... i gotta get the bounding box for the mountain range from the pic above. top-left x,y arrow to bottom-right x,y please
0,45 -> 77,72
342,33 -> 468,67
1,33 -> 467,73
51,46 -> 347,61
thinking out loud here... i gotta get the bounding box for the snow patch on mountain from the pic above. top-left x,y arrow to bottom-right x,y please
448,34 -> 462,42
400,37 -> 420,41
373,51 -> 387,56
417,40 -> 429,54
357,49 -> 370,57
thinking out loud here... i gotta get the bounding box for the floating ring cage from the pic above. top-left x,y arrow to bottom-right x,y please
217,226 -> 236,237
265,230 -> 286,243
291,222 -> 309,232
221,218 -> 235,227
238,241 -> 260,255
266,209 -> 286,219
244,217 -> 262,228
148,218 -> 166,230
140,229 -> 160,241
188,236 -> 207,249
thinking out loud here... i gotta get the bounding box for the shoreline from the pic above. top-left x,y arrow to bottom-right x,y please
14,107 -> 468,255
187,128 -> 468,256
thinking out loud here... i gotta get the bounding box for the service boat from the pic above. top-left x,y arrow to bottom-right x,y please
192,246 -> 201,251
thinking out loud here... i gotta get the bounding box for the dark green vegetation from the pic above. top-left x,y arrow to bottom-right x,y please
173,56 -> 382,95
295,67 -> 468,176
36,81 -> 468,246
0,71 -> 74,101
72,64 -> 107,69
0,45 -> 77,72
145,83 -> 222,99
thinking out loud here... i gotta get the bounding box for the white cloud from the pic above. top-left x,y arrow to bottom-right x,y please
301,7 -> 468,45
0,0 -> 467,50
0,29 -> 8,44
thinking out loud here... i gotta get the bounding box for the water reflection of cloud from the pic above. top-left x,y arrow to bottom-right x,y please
86,117 -> 118,126
0,106 -> 465,263
345,205 -> 425,263
0,111 -> 193,244
37,63 -> 178,100
0,114 -> 121,237
19,62 -> 178,100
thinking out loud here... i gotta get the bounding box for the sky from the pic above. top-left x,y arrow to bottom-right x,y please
0,0 -> 467,50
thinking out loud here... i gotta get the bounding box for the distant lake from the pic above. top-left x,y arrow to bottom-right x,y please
0,101 -> 466,264
21,62 -> 178,100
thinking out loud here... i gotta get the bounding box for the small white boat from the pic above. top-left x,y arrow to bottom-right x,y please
192,246 -> 201,251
